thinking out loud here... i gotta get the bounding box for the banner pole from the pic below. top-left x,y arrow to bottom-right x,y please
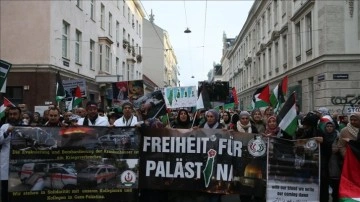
191,110 -> 198,128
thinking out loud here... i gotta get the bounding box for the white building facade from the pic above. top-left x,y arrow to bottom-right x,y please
223,0 -> 360,114
0,0 -> 145,110
142,18 -> 179,88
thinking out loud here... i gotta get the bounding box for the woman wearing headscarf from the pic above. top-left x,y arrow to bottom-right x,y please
319,121 -> 340,202
220,111 -> 231,129
236,111 -> 258,134
263,116 -> 280,137
337,112 -> 360,157
199,109 -> 224,129
251,109 -> 266,134
172,109 -> 192,129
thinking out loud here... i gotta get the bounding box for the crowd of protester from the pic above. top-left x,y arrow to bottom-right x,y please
0,100 -> 359,202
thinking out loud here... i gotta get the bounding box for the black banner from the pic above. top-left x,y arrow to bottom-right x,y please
139,128 -> 267,196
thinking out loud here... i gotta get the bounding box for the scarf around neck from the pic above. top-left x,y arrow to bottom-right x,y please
237,121 -> 252,133
204,122 -> 219,129
346,122 -> 359,138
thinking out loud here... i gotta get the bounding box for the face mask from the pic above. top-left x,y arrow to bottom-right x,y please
22,119 -> 29,125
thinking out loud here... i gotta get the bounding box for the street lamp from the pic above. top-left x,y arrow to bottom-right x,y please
184,27 -> 191,33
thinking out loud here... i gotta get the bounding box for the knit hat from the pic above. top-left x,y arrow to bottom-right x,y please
207,109 -> 219,121
239,111 -> 250,118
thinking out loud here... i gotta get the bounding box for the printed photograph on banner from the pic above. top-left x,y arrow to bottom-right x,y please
164,86 -> 197,108
128,80 -> 144,101
133,90 -> 166,120
9,126 -> 140,202
63,79 -> 87,98
112,81 -> 129,107
266,137 -> 320,202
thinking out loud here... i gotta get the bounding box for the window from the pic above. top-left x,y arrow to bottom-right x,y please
136,20 -> 139,34
75,29 -> 82,64
127,34 -> 130,43
108,13 -> 112,36
268,48 -> 272,74
267,6 -> 271,32
123,28 -> 126,41
116,57 -> 119,75
62,21 -> 70,59
281,0 -> 286,16
127,8 -> 130,23
100,4 -> 105,29
116,21 -> 120,43
123,0 -> 125,17
99,45 -> 103,70
262,53 -> 266,78
5,87 -> 23,105
105,46 -> 110,72
90,0 -> 95,20
295,22 -> 301,56
257,21 -> 260,42
274,0 -> 278,25
306,12 -> 312,51
275,42 -> 279,69
262,15 -> 265,38
122,61 -> 126,79
132,14 -> 134,28
139,24 -> 141,37
283,35 -> 287,65
117,0 -> 120,8
90,40 -> 95,70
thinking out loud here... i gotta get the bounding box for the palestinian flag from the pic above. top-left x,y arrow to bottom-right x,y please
318,115 -> 334,133
232,87 -> 239,104
252,84 -> 270,109
196,87 -> 211,110
55,71 -> 66,102
0,97 -> 15,119
339,140 -> 360,202
72,86 -> 83,108
0,60 -> 12,91
270,75 -> 288,113
277,92 -> 298,136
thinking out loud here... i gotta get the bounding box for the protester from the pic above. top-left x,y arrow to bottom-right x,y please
1,106 -> 22,202
236,111 -> 258,134
263,116 -> 280,137
31,112 -> 42,126
75,107 -> 87,118
199,109 -> 224,129
172,109 -> 192,129
62,111 -> 73,126
114,102 -> 138,127
43,107 -> 63,126
337,112 -> 360,157
251,109 -> 266,134
21,111 -> 33,126
229,113 -> 239,130
77,101 -> 109,126
220,111 -> 231,129
319,121 -> 340,202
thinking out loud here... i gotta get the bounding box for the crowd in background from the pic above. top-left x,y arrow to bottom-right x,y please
1,100 -> 359,202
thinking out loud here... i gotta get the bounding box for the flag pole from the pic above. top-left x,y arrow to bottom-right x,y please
151,103 -> 165,119
191,110 -> 198,128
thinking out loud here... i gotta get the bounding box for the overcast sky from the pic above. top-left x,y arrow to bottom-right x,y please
140,1 -> 255,87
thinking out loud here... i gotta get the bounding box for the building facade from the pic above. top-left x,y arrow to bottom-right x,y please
142,17 -> 179,88
0,0 -> 145,110
222,0 -> 360,114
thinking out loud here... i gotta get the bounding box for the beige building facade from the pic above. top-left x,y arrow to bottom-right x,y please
1,0 -> 145,110
222,0 -> 360,114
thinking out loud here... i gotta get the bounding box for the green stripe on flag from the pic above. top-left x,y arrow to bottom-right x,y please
340,198 -> 360,202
